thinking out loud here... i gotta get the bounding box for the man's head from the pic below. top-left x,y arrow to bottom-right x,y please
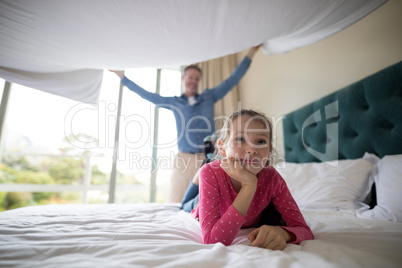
182,65 -> 202,97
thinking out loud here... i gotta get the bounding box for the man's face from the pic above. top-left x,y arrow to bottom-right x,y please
182,68 -> 201,96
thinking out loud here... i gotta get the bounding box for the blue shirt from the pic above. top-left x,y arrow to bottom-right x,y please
121,56 -> 251,153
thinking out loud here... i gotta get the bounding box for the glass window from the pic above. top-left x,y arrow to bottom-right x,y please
114,68 -> 181,203
0,67 -> 181,211
0,70 -> 120,210
155,69 -> 181,202
114,68 -> 156,203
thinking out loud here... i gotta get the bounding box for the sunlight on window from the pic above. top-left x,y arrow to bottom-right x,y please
156,69 -> 181,201
0,67 -> 182,210
0,71 -> 120,209
114,67 -> 181,203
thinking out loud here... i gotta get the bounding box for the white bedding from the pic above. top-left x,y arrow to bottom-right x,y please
0,0 -> 387,103
1,203 -> 401,268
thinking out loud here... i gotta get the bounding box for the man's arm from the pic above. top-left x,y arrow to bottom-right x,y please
109,70 -> 170,106
210,45 -> 261,102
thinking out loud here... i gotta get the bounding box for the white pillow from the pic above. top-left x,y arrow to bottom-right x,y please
275,155 -> 375,210
357,154 -> 402,222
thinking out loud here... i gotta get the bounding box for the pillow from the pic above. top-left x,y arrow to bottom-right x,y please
275,155 -> 375,210
357,154 -> 402,222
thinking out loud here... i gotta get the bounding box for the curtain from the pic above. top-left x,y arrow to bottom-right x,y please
196,54 -> 240,130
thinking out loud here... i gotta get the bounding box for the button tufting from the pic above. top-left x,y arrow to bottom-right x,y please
382,121 -> 394,130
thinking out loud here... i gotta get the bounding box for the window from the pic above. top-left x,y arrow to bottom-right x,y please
0,68 -> 181,211
113,68 -> 182,203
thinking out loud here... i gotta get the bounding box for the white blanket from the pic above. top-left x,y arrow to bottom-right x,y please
1,203 -> 401,268
0,0 -> 387,103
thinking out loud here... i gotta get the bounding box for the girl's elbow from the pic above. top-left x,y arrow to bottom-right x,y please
202,235 -> 216,245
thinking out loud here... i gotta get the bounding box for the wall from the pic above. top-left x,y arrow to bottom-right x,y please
236,0 -> 402,160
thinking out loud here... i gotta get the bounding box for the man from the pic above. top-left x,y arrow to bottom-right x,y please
110,45 -> 260,202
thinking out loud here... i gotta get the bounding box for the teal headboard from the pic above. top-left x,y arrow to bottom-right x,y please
283,61 -> 402,163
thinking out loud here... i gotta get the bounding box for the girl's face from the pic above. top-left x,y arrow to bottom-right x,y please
218,114 -> 272,175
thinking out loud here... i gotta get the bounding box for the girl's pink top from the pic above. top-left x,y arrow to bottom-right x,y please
191,159 -> 314,246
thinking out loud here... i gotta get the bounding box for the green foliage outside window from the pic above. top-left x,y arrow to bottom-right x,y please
0,155 -> 102,211
0,133 -> 151,211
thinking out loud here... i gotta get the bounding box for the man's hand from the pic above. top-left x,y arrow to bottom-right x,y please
109,70 -> 125,79
246,44 -> 262,59
248,225 -> 294,250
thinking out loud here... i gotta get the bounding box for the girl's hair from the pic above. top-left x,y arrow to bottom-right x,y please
213,109 -> 274,165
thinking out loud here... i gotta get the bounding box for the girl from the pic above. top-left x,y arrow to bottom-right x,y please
190,109 -> 314,250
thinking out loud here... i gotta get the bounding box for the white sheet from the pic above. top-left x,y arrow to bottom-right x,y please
1,203 -> 401,268
0,0 -> 387,103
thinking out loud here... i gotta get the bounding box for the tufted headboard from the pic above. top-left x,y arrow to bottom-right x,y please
283,61 -> 402,164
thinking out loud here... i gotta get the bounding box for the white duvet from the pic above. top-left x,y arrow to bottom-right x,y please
0,203 -> 401,268
0,0 -> 387,103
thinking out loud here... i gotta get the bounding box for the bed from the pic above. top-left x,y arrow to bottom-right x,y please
1,62 -> 402,267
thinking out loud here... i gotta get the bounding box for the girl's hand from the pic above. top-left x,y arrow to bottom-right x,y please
220,158 -> 257,187
221,158 -> 257,217
248,225 -> 294,250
